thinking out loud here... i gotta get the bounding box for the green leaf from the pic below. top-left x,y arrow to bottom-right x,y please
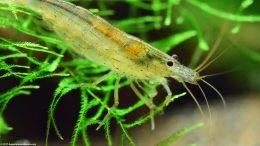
152,30 -> 197,52
0,115 -> 13,135
157,122 -> 203,146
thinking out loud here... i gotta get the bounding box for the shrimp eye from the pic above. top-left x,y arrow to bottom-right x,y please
167,60 -> 174,67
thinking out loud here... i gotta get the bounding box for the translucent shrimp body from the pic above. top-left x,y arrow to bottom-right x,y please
1,0 -> 199,85
1,0 -> 216,131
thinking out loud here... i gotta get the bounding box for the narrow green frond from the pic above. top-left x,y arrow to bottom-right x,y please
157,122 -> 204,146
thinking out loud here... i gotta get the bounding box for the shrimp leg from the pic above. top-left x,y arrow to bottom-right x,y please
96,76 -> 122,130
130,82 -> 157,130
162,83 -> 173,106
91,71 -> 113,86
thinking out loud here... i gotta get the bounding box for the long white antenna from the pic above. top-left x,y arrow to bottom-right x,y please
201,79 -> 226,108
197,83 -> 212,122
182,82 -> 205,118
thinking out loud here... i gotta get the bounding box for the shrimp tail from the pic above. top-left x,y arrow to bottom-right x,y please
0,0 -> 49,14
0,0 -> 38,7
0,0 -> 24,4
0,0 -> 15,3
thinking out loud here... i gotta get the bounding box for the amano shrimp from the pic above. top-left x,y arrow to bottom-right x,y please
1,0 -> 226,129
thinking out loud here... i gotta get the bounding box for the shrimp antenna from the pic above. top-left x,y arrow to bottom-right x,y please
197,47 -> 229,73
182,82 -> 205,118
200,79 -> 226,108
195,24 -> 228,72
197,70 -> 233,80
197,83 -> 212,122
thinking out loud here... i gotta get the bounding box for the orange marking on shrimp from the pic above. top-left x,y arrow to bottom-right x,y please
91,21 -> 148,59
122,42 -> 148,59
43,13 -> 55,20
51,20 -> 66,29
92,22 -> 127,46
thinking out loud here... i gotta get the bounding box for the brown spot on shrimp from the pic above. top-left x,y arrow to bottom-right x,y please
122,41 -> 148,60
